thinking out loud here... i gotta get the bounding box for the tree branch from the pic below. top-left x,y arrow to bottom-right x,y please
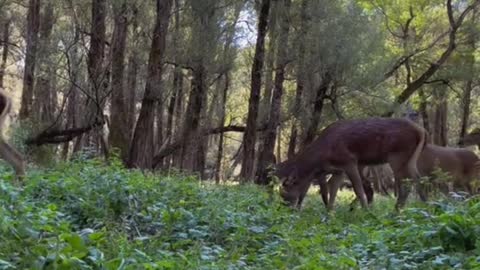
383,0 -> 480,117
152,124 -> 267,168
25,120 -> 105,146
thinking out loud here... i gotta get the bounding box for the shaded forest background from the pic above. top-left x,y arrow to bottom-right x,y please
0,0 -> 479,183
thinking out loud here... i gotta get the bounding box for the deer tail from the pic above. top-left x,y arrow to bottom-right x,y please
407,124 -> 427,178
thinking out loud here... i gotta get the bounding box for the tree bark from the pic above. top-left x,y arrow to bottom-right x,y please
256,0 -> 291,185
125,6 -> 139,142
165,0 -> 182,168
128,0 -> 173,169
73,0 -> 107,154
20,0 -> 41,120
34,1 -> 55,125
109,1 -> 129,161
459,8 -> 477,145
433,85 -> 448,146
0,19 -> 10,89
259,0 -> 278,124
240,0 -> 271,181
287,0 -> 308,159
302,73 -> 331,147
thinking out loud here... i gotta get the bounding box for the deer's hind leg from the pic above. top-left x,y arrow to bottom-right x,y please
389,155 -> 415,210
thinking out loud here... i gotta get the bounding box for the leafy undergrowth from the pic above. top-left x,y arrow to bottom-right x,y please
1,159 -> 480,269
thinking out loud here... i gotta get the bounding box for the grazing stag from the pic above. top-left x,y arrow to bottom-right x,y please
275,118 -> 427,210
0,89 -> 25,183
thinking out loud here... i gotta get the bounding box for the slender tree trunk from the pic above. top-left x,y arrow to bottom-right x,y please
256,0 -> 291,185
240,0 -> 271,181
287,0 -> 308,159
34,1 -> 55,125
302,73 -> 331,147
155,101 -> 164,166
165,0 -> 182,168
0,19 -> 10,88
259,0 -> 278,123
74,0 -> 107,154
62,29 -> 81,159
126,55 -> 138,137
179,0 -> 218,175
109,1 -> 129,161
180,64 -> 206,172
433,86 -> 448,146
459,8 -> 477,145
20,0 -> 41,120
128,0 -> 173,169
215,73 -> 229,183
418,89 -> 430,133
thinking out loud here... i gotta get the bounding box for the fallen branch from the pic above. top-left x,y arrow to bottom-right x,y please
25,120 -> 105,146
152,124 -> 267,168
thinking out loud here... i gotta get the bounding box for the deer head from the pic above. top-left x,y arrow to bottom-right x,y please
0,89 -> 25,183
459,128 -> 480,148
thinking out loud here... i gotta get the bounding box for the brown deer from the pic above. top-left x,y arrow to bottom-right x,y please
276,117 -> 427,210
0,89 -> 25,183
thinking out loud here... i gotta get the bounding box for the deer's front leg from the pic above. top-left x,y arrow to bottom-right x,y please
0,140 -> 26,184
344,165 -> 368,208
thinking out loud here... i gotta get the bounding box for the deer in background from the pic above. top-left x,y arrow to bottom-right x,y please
459,128 -> 480,150
417,144 -> 480,195
0,89 -> 25,183
276,117 -> 427,210
318,144 -> 480,210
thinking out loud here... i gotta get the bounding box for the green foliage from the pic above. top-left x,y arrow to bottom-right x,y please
2,160 -> 480,269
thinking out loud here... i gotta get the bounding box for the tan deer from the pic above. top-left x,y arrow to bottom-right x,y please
0,89 -> 26,183
417,144 -> 480,195
276,117 -> 427,210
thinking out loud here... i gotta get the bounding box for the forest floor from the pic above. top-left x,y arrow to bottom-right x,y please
1,158 -> 479,269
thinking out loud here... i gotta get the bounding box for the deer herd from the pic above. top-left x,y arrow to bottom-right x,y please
276,117 -> 480,211
0,89 -> 480,212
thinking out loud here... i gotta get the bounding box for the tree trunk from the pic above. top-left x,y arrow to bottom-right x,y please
459,8 -> 476,145
73,0 -> 107,154
165,0 -> 182,168
0,19 -> 10,89
240,0 -> 271,181
34,1 -> 55,125
433,86 -> 448,146
256,0 -> 291,185
62,29 -> 81,159
302,73 -> 331,147
180,64 -> 206,172
128,0 -> 173,169
125,5 -> 139,143
20,0 -> 41,120
418,89 -> 430,133
259,0 -> 278,124
215,74 -> 229,183
179,0 -> 218,175
109,1 -> 129,161
287,0 -> 308,159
